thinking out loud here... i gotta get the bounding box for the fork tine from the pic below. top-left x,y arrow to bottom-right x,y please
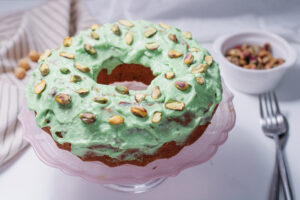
268,92 -> 276,116
263,93 -> 271,117
259,94 -> 265,118
271,92 -> 281,114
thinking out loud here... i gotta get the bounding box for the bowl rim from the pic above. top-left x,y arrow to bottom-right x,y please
213,30 -> 297,74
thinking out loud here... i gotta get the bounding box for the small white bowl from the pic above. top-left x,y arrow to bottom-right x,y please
213,30 -> 297,94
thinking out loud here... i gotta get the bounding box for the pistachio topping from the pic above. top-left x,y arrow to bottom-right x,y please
168,50 -> 182,58
164,71 -> 175,79
84,44 -> 97,55
74,62 -> 90,73
111,24 -> 121,35
158,22 -> 171,29
151,112 -> 162,123
184,53 -> 194,65
190,47 -> 201,52
108,115 -> 124,125
59,51 -> 75,59
34,80 -> 46,94
124,32 -> 133,45
152,86 -> 161,99
174,80 -> 189,90
91,24 -> 100,31
192,64 -> 207,74
165,100 -> 185,111
183,31 -> 192,40
115,84 -> 129,94
135,93 -> 146,102
70,75 -> 82,82
55,93 -> 71,105
79,112 -> 96,124
93,97 -> 108,104
168,33 -> 178,43
39,63 -> 49,76
60,67 -> 70,74
118,20 -> 134,27
144,27 -> 157,38
145,42 -> 160,50
196,76 -> 204,85
205,55 -> 213,66
63,36 -> 72,47
75,88 -> 89,95
40,49 -> 52,61
130,106 -> 148,118
90,31 -> 99,40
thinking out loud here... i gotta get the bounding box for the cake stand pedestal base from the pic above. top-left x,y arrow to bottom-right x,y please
104,177 -> 167,193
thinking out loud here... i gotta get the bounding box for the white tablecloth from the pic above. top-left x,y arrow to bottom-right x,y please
0,0 -> 299,199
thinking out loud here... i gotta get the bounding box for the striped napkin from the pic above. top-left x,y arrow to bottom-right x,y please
0,0 -> 96,167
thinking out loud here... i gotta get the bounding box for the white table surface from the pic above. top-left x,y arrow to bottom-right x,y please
0,1 -> 299,200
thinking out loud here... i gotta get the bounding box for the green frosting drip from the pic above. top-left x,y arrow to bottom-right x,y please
26,20 -> 222,161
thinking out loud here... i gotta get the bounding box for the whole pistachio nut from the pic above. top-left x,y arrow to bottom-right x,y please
60,67 -> 70,74
192,64 -> 207,74
108,115 -> 124,125
79,112 -> 96,124
130,106 -> 148,118
151,111 -> 162,123
59,51 -> 75,59
34,80 -> 46,94
70,75 -> 82,82
55,93 -> 71,105
196,76 -> 204,85
63,36 -> 72,47
93,97 -> 108,104
74,62 -> 90,73
84,44 -> 97,55
75,88 -> 89,95
145,42 -> 160,50
158,22 -> 171,29
174,80 -> 189,90
125,32 -> 133,45
115,84 -> 129,94
111,24 -> 121,35
118,20 -> 134,27
135,93 -> 146,102
40,49 -> 52,61
152,86 -> 161,99
183,31 -> 192,40
91,24 -> 100,31
165,100 -> 185,111
205,55 -> 213,66
164,71 -> 175,79
189,47 -> 201,52
168,50 -> 182,58
39,63 -> 49,76
90,31 -> 99,40
168,33 -> 178,43
144,27 -> 157,38
184,53 -> 194,65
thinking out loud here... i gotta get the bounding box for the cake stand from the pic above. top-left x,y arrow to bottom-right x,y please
19,82 -> 235,193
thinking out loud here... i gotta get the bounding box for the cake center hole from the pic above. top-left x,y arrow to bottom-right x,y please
97,63 -> 156,90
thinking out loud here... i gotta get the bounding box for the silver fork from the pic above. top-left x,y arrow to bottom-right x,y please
259,92 -> 293,200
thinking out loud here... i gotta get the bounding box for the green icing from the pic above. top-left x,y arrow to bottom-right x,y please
25,20 -> 222,161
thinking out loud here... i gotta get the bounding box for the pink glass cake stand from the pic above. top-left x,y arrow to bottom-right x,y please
19,82 -> 235,193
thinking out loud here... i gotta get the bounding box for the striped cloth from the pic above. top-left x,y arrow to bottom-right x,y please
0,0 -> 96,167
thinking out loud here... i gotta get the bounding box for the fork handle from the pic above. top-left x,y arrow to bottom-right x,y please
274,135 -> 293,200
